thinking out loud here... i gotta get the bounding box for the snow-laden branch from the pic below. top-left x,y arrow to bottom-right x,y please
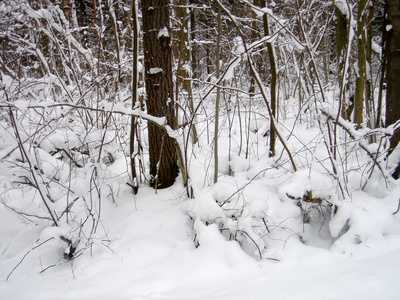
216,0 -> 297,172
23,3 -> 94,71
0,101 -> 168,129
320,105 -> 397,182
320,103 -> 398,140
241,0 -> 306,51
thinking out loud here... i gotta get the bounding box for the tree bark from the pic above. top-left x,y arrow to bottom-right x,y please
214,5 -> 221,183
354,0 -> 366,128
376,1 -> 387,129
335,6 -> 351,120
130,0 -> 140,194
386,0 -> 400,155
108,1 -> 121,84
261,0 -> 277,157
190,0 -> 197,79
61,0 -> 71,22
142,0 -> 178,189
365,1 -> 374,133
174,0 -> 198,144
385,0 -> 400,179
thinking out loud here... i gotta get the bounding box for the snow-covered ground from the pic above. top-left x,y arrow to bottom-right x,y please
1,79 -> 400,300
1,152 -> 400,299
2,1 -> 399,298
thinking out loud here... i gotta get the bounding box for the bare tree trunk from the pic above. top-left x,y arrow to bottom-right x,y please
365,1 -> 374,133
261,0 -> 277,157
108,0 -> 121,84
190,0 -> 197,79
376,0 -> 387,129
130,0 -> 140,194
142,0 -> 179,189
61,0 -> 71,22
335,5 -> 350,120
354,0 -> 366,128
214,5 -> 221,183
174,0 -> 198,144
386,0 -> 400,160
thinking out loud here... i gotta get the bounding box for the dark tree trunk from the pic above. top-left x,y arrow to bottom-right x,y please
130,0 -> 140,194
261,0 -> 277,157
354,0 -> 366,128
61,0 -> 71,22
142,0 -> 178,189
386,0 -> 400,155
190,0 -> 197,79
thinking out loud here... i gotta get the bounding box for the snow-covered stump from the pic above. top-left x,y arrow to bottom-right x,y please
279,170 -> 336,248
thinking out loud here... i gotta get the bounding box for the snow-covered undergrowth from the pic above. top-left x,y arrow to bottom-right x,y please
1,80 -> 400,299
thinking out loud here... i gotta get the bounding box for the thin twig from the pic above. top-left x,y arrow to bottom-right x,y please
236,229 -> 263,260
1,200 -> 52,222
393,199 -> 400,215
3,89 -> 59,226
216,0 -> 297,172
221,166 -> 274,206
6,237 -> 54,281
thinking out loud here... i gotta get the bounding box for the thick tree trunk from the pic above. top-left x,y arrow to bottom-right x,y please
386,0 -> 400,152
142,0 -> 178,189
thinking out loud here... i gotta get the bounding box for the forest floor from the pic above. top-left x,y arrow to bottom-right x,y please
1,95 -> 400,299
1,151 -> 400,299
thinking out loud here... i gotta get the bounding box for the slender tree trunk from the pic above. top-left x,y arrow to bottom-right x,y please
354,0 -> 366,127
108,0 -> 121,84
322,35 -> 329,86
206,47 -> 212,80
376,1 -> 387,129
142,0 -> 179,189
214,5 -> 221,183
61,0 -> 71,22
335,6 -> 349,120
130,0 -> 140,194
261,0 -> 277,157
365,1 -> 374,133
190,0 -> 197,79
174,0 -> 198,144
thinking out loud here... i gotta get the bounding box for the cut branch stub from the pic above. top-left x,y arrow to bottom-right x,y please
286,191 -> 327,204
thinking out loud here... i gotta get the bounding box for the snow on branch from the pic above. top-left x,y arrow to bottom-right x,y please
0,101 -> 168,129
320,104 -> 397,139
241,0 -> 306,51
334,0 -> 352,21
24,4 -> 94,71
0,101 -> 188,152
320,107 -> 396,182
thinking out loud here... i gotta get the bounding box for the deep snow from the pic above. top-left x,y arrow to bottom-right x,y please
1,77 -> 400,300
1,169 -> 400,299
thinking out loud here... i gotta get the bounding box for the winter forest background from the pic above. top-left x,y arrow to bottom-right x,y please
1,0 -> 400,299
